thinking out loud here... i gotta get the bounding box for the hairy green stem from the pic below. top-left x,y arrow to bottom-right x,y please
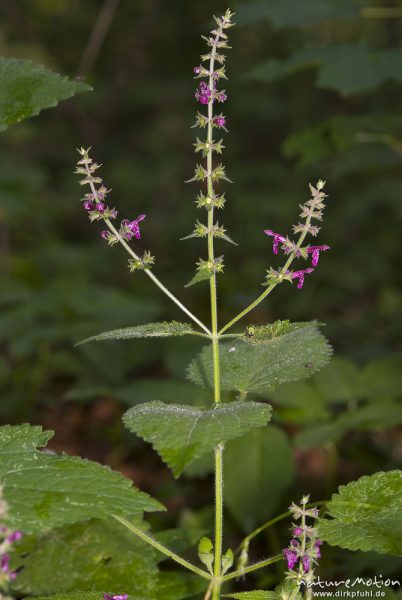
221,554 -> 283,582
113,515 -> 211,580
235,501 -> 327,556
219,208 -> 314,334
206,24 -> 224,600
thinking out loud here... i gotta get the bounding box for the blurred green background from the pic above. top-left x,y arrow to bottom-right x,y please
1,0 -> 402,590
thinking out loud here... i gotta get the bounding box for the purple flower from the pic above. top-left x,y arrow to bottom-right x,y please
101,230 -> 110,240
120,214 -> 146,240
213,116 -> 226,128
104,595 -> 128,600
283,548 -> 298,570
7,530 -> 23,543
302,555 -> 310,572
293,527 -> 303,536
194,66 -> 202,75
217,91 -> 227,102
264,229 -> 286,254
290,539 -> 299,547
83,200 -> 94,211
307,244 -> 330,267
315,540 -> 323,558
195,81 -> 211,105
291,268 -> 314,289
96,202 -> 105,212
1,553 -> 10,573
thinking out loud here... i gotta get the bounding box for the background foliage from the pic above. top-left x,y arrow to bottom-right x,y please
0,0 -> 401,595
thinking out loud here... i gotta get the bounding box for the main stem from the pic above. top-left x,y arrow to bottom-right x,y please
206,30 -> 223,600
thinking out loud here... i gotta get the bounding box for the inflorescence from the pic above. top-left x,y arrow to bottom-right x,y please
75,148 -> 154,272
283,496 -> 323,588
264,180 -> 330,289
185,9 -> 235,284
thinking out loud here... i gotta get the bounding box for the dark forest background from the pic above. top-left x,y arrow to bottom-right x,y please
1,0 -> 401,589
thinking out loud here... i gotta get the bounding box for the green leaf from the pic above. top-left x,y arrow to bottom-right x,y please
155,572 -> 206,600
224,427 -> 295,531
358,356 -> 402,400
188,326 -> 332,395
13,519 -> 158,596
269,380 -> 329,425
77,321 -> 196,345
249,45 -> 402,96
123,401 -> 272,477
318,471 -> 402,555
296,400 -> 402,449
235,0 -> 358,28
198,536 -> 214,573
0,424 -> 163,533
185,269 -> 212,288
0,58 -> 91,131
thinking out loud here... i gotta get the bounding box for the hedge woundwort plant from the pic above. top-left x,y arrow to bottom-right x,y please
74,9 -> 331,599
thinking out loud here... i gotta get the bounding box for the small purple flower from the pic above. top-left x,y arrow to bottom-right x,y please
307,244 -> 330,267
302,555 -> 310,572
83,200 -> 94,211
104,595 -> 128,600
101,230 -> 110,240
290,539 -> 299,547
217,91 -> 227,102
264,229 -> 286,254
315,540 -> 323,558
7,530 -> 23,543
293,527 -> 303,536
195,81 -> 211,105
194,66 -> 202,75
128,214 -> 146,240
96,202 -> 105,212
291,268 -> 314,289
213,116 -> 226,128
283,548 -> 298,570
1,553 -> 10,573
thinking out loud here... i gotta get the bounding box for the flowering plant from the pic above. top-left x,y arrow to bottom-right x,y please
1,8 -> 401,600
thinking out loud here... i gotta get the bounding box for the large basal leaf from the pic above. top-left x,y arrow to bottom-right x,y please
235,0 -> 357,27
188,326 -> 331,395
224,427 -> 295,531
77,321 -> 195,345
318,471 -> 402,555
0,58 -> 91,131
12,519 -> 158,597
0,424 -> 163,533
123,401 -> 272,477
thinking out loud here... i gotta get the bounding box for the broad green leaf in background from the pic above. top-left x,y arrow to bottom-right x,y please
188,326 -> 331,395
12,519 -> 158,597
318,470 -> 402,555
357,356 -> 402,400
224,427 -> 295,531
123,401 -> 272,477
0,424 -> 163,533
77,321 -> 196,345
249,45 -> 402,96
225,593 -> 275,599
0,58 -> 91,131
296,400 -> 402,449
269,380 -> 329,424
235,0 -> 358,27
155,572 -> 205,600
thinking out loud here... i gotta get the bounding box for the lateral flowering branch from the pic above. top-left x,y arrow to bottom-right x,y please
283,495 -> 323,590
185,9 -> 235,284
264,180 -> 330,289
